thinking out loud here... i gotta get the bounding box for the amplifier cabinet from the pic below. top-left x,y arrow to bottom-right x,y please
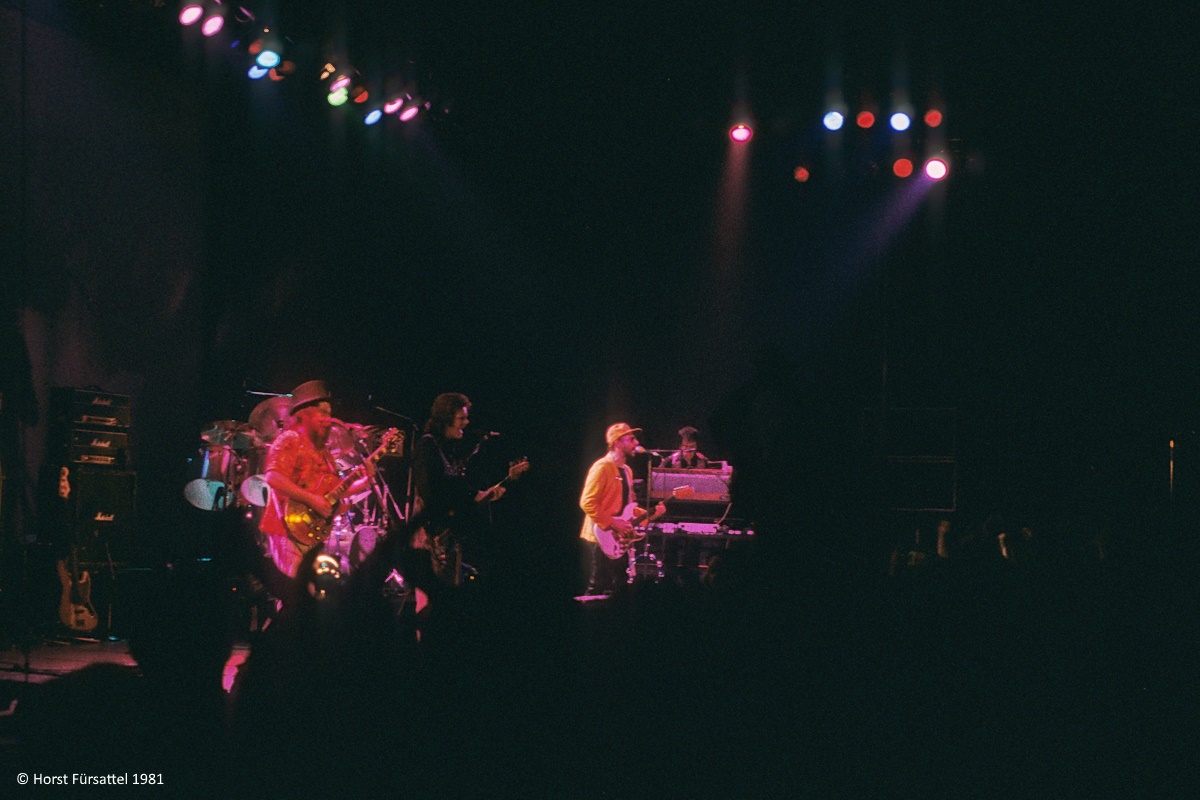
67,467 -> 138,561
55,428 -> 131,468
50,387 -> 133,430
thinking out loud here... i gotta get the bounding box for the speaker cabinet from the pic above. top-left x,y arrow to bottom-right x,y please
68,467 -> 137,563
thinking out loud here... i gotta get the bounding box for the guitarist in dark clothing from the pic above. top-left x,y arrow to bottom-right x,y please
410,393 -> 510,591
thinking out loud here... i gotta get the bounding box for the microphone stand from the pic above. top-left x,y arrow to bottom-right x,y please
372,405 -> 418,528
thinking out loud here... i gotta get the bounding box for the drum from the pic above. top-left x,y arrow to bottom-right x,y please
184,445 -> 239,511
239,446 -> 271,507
349,525 -> 384,570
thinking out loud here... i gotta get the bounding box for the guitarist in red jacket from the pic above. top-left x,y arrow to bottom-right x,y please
258,380 -> 376,591
579,422 -> 665,596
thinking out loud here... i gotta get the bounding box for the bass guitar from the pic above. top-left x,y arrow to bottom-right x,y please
593,485 -> 694,559
284,428 -> 403,546
430,458 -> 531,581
54,467 -> 99,632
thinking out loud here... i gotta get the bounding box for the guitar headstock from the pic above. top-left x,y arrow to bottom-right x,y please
508,458 -> 531,481
379,428 -> 404,455
58,467 -> 71,500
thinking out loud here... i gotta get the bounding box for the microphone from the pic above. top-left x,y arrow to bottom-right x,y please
633,446 -> 647,455
481,431 -> 502,439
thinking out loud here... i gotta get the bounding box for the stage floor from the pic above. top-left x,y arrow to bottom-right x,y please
0,638 -> 250,689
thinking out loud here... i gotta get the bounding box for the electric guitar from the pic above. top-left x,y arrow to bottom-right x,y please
429,458 -> 531,579
55,467 -> 99,632
479,457 -> 530,501
284,428 -> 403,545
593,485 -> 694,559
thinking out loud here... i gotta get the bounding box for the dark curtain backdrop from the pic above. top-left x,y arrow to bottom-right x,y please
2,1 -> 1197,571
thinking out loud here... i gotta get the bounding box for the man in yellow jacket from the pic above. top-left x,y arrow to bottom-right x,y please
579,422 -> 663,596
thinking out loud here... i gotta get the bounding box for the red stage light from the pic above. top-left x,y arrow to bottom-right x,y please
892,158 -> 914,178
793,166 -> 810,183
856,111 -> 875,129
924,109 -> 944,128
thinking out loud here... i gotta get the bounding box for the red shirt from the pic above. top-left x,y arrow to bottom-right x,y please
259,428 -> 338,537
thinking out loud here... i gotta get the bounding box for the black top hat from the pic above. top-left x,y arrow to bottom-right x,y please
289,380 -> 332,415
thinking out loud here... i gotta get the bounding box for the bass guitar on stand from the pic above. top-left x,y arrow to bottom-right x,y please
54,466 -> 99,633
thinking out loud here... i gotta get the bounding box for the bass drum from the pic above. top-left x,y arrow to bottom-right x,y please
184,445 -> 239,511
239,446 -> 271,507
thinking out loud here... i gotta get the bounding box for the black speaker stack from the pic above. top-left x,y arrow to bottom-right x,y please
47,387 -> 138,566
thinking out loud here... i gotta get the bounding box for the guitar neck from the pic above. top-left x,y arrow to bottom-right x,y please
326,440 -> 389,503
630,488 -> 690,527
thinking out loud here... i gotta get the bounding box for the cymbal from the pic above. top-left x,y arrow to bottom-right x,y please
199,420 -> 255,446
249,395 -> 292,442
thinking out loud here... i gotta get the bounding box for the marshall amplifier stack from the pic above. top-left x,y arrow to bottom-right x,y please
47,387 -> 137,565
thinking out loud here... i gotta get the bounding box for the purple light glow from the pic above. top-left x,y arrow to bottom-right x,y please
179,5 -> 204,26
729,124 -> 753,142
399,105 -> 420,122
201,15 -> 225,37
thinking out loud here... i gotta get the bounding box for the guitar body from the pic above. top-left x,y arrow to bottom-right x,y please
592,485 -> 694,560
283,472 -> 342,545
593,502 -> 648,559
283,428 -> 403,546
56,558 -> 99,633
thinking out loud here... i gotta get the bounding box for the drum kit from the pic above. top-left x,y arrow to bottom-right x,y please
183,394 -> 396,520
183,395 -> 290,512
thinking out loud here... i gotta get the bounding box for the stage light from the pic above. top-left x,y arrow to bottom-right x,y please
329,75 -> 352,94
255,49 -> 280,69
729,123 -> 753,142
924,157 -> 949,180
364,109 -> 383,125
328,88 -> 349,107
892,158 -> 914,178
823,111 -> 844,131
889,112 -> 911,132
247,65 -> 268,79
384,98 -> 404,114
179,4 -> 204,25
924,109 -> 943,128
856,111 -> 875,129
398,104 -> 420,122
198,3 -> 226,37
793,165 -> 811,183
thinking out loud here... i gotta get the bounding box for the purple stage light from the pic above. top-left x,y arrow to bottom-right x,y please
179,5 -> 204,26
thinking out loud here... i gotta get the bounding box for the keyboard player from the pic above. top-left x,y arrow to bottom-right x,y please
661,425 -> 709,469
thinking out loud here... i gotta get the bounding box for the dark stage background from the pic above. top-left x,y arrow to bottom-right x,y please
2,1 -> 1197,578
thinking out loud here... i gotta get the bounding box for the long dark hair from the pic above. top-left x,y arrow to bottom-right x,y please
424,392 -> 471,435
